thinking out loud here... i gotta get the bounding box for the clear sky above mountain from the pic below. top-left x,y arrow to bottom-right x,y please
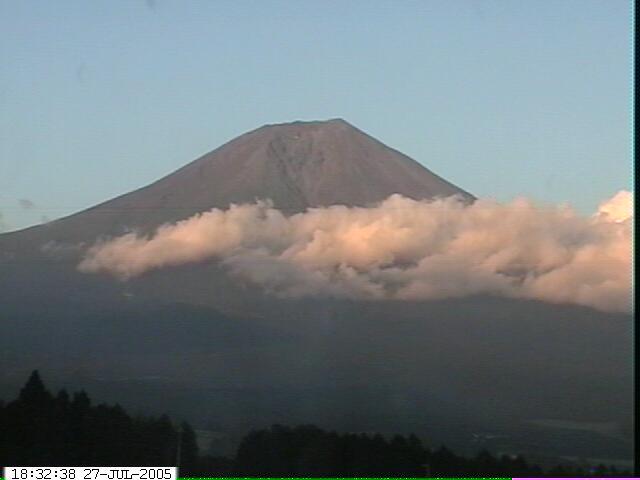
0,0 -> 632,232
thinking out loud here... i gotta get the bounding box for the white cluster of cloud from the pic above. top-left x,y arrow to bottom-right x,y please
78,191 -> 633,312
594,190 -> 633,223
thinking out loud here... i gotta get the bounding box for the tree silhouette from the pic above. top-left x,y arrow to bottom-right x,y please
178,421 -> 199,475
0,370 -> 196,467
0,370 -> 631,477
18,370 -> 52,405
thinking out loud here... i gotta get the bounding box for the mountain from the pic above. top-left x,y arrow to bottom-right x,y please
0,119 -> 632,463
0,118 -> 473,251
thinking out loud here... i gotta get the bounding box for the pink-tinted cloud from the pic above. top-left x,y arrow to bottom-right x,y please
78,191 -> 633,313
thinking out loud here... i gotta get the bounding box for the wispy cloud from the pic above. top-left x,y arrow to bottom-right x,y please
18,198 -> 35,210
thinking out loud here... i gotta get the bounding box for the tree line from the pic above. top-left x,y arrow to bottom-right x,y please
0,371 -> 630,477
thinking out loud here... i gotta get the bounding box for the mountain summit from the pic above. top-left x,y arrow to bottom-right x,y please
184,117 -> 475,212
103,117 -> 473,223
1,119 -> 473,247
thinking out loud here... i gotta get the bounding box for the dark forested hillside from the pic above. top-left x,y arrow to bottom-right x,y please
0,371 -> 199,472
0,371 -> 629,477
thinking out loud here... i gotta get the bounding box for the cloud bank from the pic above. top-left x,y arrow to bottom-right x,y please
78,192 -> 633,313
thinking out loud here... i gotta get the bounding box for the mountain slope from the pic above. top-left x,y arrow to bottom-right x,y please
0,119 -> 473,251
0,119 -> 631,463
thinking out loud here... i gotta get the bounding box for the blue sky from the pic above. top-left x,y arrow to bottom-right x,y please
0,0 -> 632,232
